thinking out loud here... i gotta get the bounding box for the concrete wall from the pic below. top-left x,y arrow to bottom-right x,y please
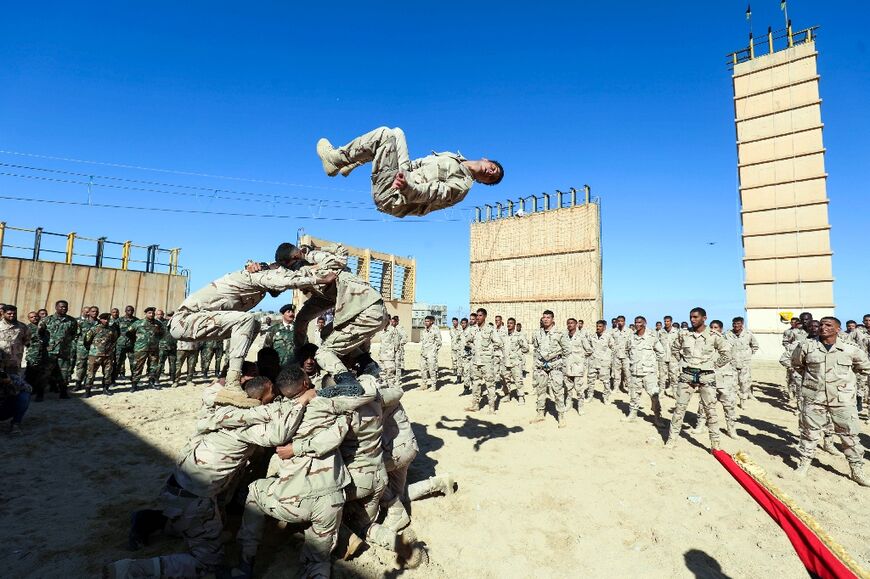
470,202 -> 603,329
732,39 -> 834,360
0,257 -> 188,314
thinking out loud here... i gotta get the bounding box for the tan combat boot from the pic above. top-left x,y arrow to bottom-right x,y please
530,410 -> 545,424
214,369 -> 260,408
337,524 -> 364,560
795,459 -> 811,478
397,527 -> 428,568
316,138 -> 345,176
664,435 -> 677,449
710,439 -> 721,452
366,523 -> 398,551
850,463 -> 870,487
622,409 -> 637,422
726,423 -> 738,439
464,403 -> 479,413
557,412 -> 566,428
821,437 -> 842,456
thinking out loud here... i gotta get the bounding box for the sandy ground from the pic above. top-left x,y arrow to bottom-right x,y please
2,337 -> 870,579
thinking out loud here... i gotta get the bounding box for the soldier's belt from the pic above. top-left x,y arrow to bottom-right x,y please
682,367 -> 713,384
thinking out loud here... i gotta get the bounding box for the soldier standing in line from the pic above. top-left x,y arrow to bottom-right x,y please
500,317 -> 529,405
610,315 -> 631,394
113,305 -> 139,383
37,300 -> 78,400
792,316 -> 870,486
315,126 -> 504,218
127,307 -> 165,391
84,313 -> 118,397
460,315 -> 477,393
465,308 -> 503,414
782,313 -> 810,403
531,310 -> 571,427
378,322 -> 400,387
664,307 -> 731,451
175,340 -> 199,388
624,316 -> 664,425
156,310 -> 178,386
657,316 -> 681,398
586,320 -> 615,403
200,339 -> 225,381
24,311 -> 45,400
392,316 -> 408,382
449,317 -> 463,384
0,305 -> 31,376
69,306 -> 90,376
725,316 -> 760,403
563,318 -> 589,415
72,306 -> 99,390
263,304 -> 300,368
692,320 -> 739,439
419,315 -> 442,391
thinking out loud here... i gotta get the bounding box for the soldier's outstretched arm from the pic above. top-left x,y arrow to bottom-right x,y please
252,267 -> 324,293
291,414 -> 352,458
303,243 -> 349,272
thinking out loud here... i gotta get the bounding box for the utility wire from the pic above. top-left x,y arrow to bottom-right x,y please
0,161 -> 374,209
0,192 -> 466,223
0,148 -> 368,193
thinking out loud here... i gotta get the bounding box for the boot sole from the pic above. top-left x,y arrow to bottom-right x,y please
316,139 -> 340,176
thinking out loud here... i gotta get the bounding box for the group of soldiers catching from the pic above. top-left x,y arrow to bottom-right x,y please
393,307 -> 870,488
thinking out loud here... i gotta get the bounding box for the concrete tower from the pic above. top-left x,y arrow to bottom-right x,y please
729,24 -> 833,359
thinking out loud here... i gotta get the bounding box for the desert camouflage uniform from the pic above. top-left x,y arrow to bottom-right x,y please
116,384 -> 308,578
380,391 -> 417,531
0,317 -> 30,375
792,337 -> 870,475
263,320 -> 299,367
239,384 -> 378,578
72,317 -> 97,384
470,323 -> 504,412
113,314 -> 139,382
848,328 -> 870,405
84,324 -> 118,390
585,331 -> 615,402
563,330 -> 589,412
696,331 -> 739,435
328,126 -> 474,218
449,325 -> 464,382
500,329 -> 529,401
625,330 -> 664,419
395,326 -> 408,380
782,327 -> 807,401
127,318 -> 165,387
725,329 -> 760,400
531,326 -> 571,421
657,326 -> 681,394
419,326 -> 442,390
667,328 -> 731,448
378,326 -> 400,387
610,327 -> 632,392
38,313 -> 77,395
294,244 -> 389,376
460,324 -> 478,390
158,320 -> 178,384
170,267 -> 319,374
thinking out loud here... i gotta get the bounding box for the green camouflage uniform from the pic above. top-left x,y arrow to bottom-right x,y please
113,315 -> 139,382
127,318 -> 164,387
25,321 -> 45,397
263,321 -> 299,367
158,319 -> 178,383
84,324 -> 118,390
38,313 -> 78,396
199,339 -> 224,378
73,318 -> 98,384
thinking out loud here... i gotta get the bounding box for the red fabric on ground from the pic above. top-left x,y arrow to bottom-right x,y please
713,450 -> 858,579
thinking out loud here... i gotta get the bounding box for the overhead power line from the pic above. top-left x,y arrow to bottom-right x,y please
0,148 -> 367,193
0,193 -> 466,223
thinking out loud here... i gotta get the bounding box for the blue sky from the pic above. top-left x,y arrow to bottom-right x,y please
2,2 -> 868,323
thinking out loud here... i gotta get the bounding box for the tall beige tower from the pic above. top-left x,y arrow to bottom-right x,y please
730,25 -> 833,359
